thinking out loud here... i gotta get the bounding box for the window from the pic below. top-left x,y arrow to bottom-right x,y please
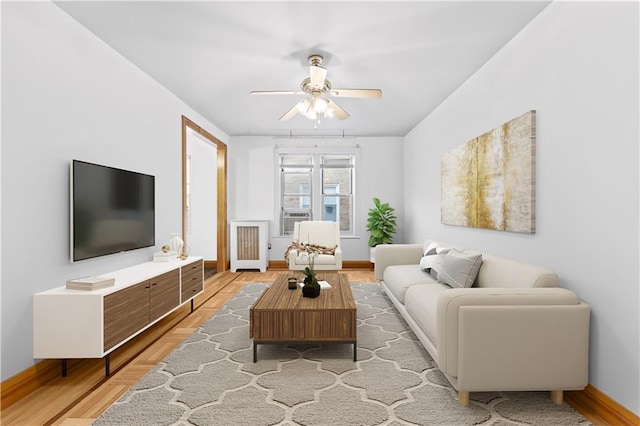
277,149 -> 356,236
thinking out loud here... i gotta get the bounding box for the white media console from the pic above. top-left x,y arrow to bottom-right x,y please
33,256 -> 204,376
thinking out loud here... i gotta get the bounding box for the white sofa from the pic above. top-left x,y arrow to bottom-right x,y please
374,240 -> 590,406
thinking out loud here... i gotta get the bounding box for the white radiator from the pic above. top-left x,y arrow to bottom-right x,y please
230,220 -> 269,272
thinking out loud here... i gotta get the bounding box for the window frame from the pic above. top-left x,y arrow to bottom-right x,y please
275,145 -> 359,237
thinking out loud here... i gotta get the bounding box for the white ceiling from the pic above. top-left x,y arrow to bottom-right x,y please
54,1 -> 550,138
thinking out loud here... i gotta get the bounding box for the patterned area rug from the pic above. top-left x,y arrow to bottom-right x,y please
94,283 -> 590,426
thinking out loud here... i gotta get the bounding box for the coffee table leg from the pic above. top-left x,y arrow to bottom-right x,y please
353,342 -> 357,361
253,342 -> 257,363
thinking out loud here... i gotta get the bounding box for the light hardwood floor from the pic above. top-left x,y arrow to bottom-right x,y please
1,268 -> 610,425
1,269 -> 375,426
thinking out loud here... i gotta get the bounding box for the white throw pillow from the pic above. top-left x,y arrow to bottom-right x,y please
420,246 -> 450,279
437,249 -> 483,288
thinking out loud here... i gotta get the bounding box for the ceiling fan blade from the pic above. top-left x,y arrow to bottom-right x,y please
279,99 -> 309,121
327,99 -> 349,120
330,89 -> 382,99
309,65 -> 327,89
250,90 -> 304,95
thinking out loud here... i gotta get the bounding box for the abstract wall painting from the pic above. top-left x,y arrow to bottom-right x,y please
441,110 -> 536,234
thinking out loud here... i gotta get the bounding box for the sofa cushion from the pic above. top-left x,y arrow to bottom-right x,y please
383,265 -> 435,304
405,283 -> 450,346
438,249 -> 483,288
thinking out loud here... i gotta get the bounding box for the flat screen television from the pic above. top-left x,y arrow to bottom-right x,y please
71,160 -> 155,262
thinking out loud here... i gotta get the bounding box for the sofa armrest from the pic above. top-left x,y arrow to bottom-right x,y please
436,287 -> 590,391
374,244 -> 424,280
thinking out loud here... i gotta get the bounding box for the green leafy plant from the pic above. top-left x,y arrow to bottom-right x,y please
366,197 -> 397,247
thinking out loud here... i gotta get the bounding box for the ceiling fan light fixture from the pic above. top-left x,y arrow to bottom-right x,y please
297,99 -> 311,113
314,98 -> 329,114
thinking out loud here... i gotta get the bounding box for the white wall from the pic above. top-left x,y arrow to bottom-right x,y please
0,2 -> 229,380
404,2 -> 639,415
186,131 -> 217,260
229,136 -> 404,262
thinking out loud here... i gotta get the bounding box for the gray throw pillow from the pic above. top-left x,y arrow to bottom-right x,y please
437,249 -> 483,288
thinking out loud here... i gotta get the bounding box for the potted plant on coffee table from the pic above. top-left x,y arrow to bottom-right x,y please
366,197 -> 397,264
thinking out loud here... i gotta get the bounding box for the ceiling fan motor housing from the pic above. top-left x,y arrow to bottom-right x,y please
301,77 -> 331,95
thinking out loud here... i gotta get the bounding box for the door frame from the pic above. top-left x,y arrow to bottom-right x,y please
181,115 -> 228,272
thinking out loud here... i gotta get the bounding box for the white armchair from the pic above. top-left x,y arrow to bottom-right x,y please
287,221 -> 343,271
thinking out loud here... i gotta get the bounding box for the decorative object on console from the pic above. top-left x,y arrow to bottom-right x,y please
179,243 -> 190,260
441,110 -> 536,234
153,251 -> 175,262
169,233 -> 184,257
65,275 -> 115,291
161,245 -> 170,253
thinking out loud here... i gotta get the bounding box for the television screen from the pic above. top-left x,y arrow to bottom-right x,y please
71,160 -> 155,262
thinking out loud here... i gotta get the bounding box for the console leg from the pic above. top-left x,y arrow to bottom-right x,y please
105,354 -> 111,376
62,359 -> 68,377
253,342 -> 257,363
353,343 -> 357,361
191,299 -> 194,313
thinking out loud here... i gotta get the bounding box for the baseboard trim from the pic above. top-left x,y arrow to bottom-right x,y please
268,260 -> 373,270
269,260 -> 287,269
203,260 -> 217,269
1,358 -> 71,408
566,384 -> 639,425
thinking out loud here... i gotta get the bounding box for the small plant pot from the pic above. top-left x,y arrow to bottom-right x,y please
302,284 -> 320,298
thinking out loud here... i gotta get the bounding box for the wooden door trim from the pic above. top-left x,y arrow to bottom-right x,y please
181,116 -> 228,272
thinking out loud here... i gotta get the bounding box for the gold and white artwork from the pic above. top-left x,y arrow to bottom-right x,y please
441,110 -> 536,234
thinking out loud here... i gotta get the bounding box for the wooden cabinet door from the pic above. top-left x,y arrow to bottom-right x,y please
103,281 -> 150,352
149,269 -> 180,323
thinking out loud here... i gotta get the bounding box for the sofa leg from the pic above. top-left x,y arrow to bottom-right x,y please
550,390 -> 563,404
458,391 -> 470,406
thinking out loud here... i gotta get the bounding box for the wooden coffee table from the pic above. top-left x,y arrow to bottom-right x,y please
249,273 -> 357,362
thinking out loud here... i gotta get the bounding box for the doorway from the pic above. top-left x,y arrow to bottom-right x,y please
181,116 -> 228,272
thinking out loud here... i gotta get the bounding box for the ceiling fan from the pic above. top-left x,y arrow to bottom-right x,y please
250,55 -> 382,121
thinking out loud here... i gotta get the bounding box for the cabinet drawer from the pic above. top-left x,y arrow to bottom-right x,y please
181,273 -> 203,302
181,260 -> 203,280
149,269 -> 180,323
104,281 -> 150,352
181,259 -> 203,303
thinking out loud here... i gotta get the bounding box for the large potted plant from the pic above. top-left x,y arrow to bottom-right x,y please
366,197 -> 397,263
